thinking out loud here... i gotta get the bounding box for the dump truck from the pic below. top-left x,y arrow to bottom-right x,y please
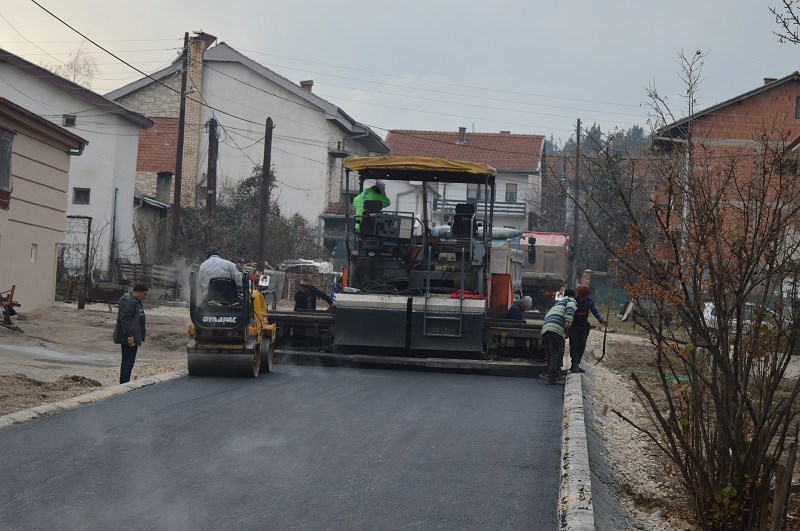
187,271 -> 277,377
269,156 -> 547,370
520,232 -> 572,313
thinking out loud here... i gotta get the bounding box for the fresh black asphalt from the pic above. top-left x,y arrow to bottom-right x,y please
0,365 -> 563,529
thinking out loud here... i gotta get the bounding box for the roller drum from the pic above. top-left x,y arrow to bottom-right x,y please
187,344 -> 261,377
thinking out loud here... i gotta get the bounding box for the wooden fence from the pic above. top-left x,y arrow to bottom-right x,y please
117,263 -> 181,291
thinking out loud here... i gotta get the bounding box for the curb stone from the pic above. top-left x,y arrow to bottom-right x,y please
0,370 -> 188,431
559,372 -> 595,530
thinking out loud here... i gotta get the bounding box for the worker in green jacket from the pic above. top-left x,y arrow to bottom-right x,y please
352,181 -> 390,232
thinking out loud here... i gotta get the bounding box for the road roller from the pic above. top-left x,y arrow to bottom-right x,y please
187,270 -> 277,377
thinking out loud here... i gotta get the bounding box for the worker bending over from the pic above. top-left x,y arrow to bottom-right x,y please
506,296 -> 532,320
294,277 -> 335,311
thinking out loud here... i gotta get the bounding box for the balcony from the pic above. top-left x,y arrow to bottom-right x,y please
433,198 -> 527,216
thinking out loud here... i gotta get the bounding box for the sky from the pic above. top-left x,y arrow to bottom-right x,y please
2,0 -> 799,145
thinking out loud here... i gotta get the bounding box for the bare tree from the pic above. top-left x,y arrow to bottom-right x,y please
580,52 -> 800,529
771,0 -> 800,44
44,42 -> 98,88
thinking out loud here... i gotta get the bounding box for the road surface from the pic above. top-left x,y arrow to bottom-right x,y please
0,365 -> 563,529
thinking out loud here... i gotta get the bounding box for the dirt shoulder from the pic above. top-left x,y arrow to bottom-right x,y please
585,321 -> 800,530
0,301 -> 189,416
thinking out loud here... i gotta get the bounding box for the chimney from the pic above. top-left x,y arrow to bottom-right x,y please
500,130 -> 511,134
457,126 -> 467,145
300,80 -> 314,93
180,31 -> 216,206
764,77 -> 777,85
156,171 -> 173,204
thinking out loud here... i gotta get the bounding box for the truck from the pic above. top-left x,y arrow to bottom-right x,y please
267,156 -> 548,371
520,232 -> 572,313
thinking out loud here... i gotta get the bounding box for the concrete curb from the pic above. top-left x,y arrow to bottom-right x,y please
0,370 -> 187,431
559,372 -> 594,530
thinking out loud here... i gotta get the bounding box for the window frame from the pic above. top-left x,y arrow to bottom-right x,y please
505,183 -> 518,203
72,187 -> 91,205
0,128 -> 13,210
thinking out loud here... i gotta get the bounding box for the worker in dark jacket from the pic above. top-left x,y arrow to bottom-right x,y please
505,295 -> 532,320
568,285 -> 605,373
294,277 -> 335,311
113,284 -> 148,384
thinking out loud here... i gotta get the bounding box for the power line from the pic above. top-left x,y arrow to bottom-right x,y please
236,47 -> 643,109
268,61 -> 647,119
20,3 -> 677,168
26,0 -> 266,128
2,38 -> 181,44
0,10 -> 67,69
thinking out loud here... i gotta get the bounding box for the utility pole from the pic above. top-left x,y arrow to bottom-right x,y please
256,117 -> 274,270
206,117 -> 218,214
571,118 -> 581,288
170,32 -> 189,253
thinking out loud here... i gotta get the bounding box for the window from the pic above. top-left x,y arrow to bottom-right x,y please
72,188 -> 90,205
506,183 -> 517,203
467,184 -> 488,203
467,183 -> 479,203
0,128 -> 12,210
796,97 -> 800,119
30,243 -> 38,263
62,114 -> 76,127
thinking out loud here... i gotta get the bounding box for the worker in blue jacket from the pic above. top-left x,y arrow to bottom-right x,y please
505,296 -> 532,320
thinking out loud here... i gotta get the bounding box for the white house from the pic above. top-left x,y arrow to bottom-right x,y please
0,50 -> 153,279
106,32 -> 389,250
385,128 -> 544,231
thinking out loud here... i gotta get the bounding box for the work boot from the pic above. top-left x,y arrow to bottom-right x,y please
570,365 -> 585,373
546,374 -> 566,385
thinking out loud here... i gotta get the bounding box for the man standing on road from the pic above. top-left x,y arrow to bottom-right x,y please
113,284 -> 148,384
541,289 -> 577,385
568,285 -> 605,373
197,246 -> 242,301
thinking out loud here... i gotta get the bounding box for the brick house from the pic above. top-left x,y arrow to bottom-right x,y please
655,73 -> 800,258
106,32 -> 389,248
385,128 -> 544,230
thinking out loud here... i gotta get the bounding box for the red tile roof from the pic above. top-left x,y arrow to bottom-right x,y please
386,130 -> 544,172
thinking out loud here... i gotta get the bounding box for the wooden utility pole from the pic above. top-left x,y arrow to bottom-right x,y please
571,118 -> 581,288
170,32 -> 189,253
256,117 -> 274,270
206,117 -> 218,214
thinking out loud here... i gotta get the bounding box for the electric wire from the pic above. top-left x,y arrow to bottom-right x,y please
23,2 -> 771,167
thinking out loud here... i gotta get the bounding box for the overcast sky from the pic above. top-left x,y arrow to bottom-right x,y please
2,0 -> 799,144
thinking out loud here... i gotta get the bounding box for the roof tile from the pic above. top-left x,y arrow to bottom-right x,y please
386,130 -> 543,172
